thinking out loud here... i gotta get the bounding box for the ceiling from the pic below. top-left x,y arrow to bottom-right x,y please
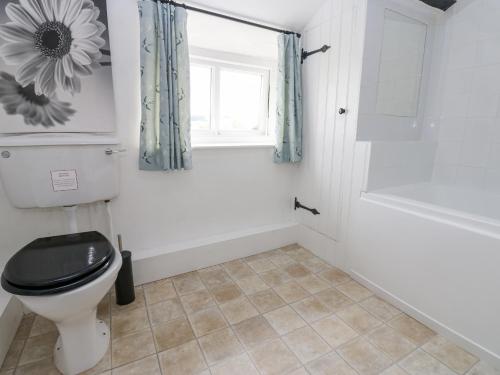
187,0 -> 326,32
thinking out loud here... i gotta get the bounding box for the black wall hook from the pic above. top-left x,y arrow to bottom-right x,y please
294,197 -> 320,215
301,45 -> 331,64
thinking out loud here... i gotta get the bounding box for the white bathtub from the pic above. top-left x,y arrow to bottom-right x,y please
349,182 -> 500,367
364,183 -> 500,239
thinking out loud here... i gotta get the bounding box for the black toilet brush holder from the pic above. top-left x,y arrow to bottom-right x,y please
114,235 -> 135,305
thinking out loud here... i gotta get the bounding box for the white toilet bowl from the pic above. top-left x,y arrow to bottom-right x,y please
2,232 -> 122,375
17,250 -> 121,374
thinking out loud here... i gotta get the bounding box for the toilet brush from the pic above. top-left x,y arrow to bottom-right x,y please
114,234 -> 135,305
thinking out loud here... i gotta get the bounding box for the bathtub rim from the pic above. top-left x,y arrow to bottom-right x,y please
361,190 -> 500,240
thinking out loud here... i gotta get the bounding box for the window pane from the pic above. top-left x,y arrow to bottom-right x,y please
190,65 -> 211,130
219,69 -> 264,132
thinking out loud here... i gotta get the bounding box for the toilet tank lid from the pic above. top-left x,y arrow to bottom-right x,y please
0,133 -> 120,147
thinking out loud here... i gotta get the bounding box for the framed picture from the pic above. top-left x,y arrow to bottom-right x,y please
0,0 -> 116,133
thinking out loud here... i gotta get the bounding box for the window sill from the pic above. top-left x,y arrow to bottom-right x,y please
192,142 -> 275,150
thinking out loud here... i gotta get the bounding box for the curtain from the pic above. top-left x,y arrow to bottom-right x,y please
138,1 -> 192,171
274,33 -> 303,164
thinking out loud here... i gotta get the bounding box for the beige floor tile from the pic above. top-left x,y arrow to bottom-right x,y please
399,349 -> 456,375
282,326 -> 331,364
264,305 -> 307,335
219,297 -> 259,325
198,328 -> 244,365
260,269 -> 292,287
388,314 -> 436,346
273,281 -> 309,303
198,268 -> 233,289
210,283 -> 242,304
423,336 -> 478,374
247,258 -> 277,273
158,340 -> 207,375
338,338 -> 392,375
235,275 -> 269,295
1,339 -> 24,371
111,355 -> 160,375
18,332 -> 57,367
467,362 -> 500,375
152,316 -> 195,352
287,248 -> 315,262
188,307 -> 228,337
367,325 -> 416,361
111,306 -> 149,339
289,368 -> 310,375
381,365 -> 409,375
249,338 -> 301,375
296,274 -> 330,294
147,298 -> 184,326
315,288 -> 354,312
361,296 -> 401,321
335,281 -> 373,302
14,357 -> 60,375
269,253 -> 295,268
210,353 -> 259,375
337,304 -> 382,334
300,257 -> 332,274
14,315 -> 35,341
222,260 -> 255,279
111,328 -> 156,368
181,290 -> 216,314
172,272 -> 206,295
111,288 -> 146,313
143,279 -> 176,305
29,316 -> 57,337
283,263 -> 312,278
233,316 -> 278,349
248,289 -> 285,313
311,315 -> 358,348
307,352 -> 358,375
292,296 -> 332,323
319,268 -> 352,286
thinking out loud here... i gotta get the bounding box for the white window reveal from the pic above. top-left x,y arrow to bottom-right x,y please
190,49 -> 276,146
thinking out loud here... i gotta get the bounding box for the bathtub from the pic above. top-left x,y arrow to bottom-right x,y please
348,182 -> 500,367
364,183 -> 500,239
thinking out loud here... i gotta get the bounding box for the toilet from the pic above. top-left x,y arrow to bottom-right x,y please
0,134 -> 123,375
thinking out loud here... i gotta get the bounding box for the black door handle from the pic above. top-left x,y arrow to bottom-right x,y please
339,108 -> 346,115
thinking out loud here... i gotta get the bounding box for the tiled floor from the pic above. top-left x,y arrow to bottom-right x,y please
1,244 -> 499,375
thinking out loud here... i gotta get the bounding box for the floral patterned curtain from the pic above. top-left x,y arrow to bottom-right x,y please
274,34 -> 303,164
138,0 -> 192,171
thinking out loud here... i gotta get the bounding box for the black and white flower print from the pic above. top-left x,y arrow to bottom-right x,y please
0,0 -> 107,96
0,71 -> 75,127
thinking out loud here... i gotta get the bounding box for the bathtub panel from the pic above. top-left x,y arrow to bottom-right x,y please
349,197 -> 500,367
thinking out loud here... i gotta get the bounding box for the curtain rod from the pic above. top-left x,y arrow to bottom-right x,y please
157,0 -> 301,38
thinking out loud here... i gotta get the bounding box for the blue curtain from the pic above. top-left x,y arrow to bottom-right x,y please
274,34 -> 303,164
138,1 -> 192,171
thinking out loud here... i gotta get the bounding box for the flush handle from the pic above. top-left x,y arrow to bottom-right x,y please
339,108 -> 346,115
104,148 -> 126,156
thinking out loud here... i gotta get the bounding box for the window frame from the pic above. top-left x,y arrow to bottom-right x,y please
189,48 -> 276,146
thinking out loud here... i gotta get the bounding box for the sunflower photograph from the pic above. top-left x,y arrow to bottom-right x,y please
0,0 -> 116,133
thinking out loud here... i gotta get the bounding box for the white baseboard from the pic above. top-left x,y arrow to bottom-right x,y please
297,224 -> 344,268
351,270 -> 500,369
132,222 -> 299,285
0,293 -> 23,366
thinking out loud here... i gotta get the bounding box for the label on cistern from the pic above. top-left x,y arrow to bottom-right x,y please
51,170 -> 79,192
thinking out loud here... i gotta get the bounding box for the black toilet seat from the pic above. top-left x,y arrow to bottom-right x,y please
1,231 -> 115,296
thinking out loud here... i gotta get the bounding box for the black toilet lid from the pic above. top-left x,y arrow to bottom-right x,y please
1,231 -> 115,295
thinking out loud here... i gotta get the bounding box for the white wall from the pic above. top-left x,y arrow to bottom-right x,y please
428,0 -> 500,191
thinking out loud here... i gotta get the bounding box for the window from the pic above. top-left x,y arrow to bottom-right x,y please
190,52 -> 275,146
